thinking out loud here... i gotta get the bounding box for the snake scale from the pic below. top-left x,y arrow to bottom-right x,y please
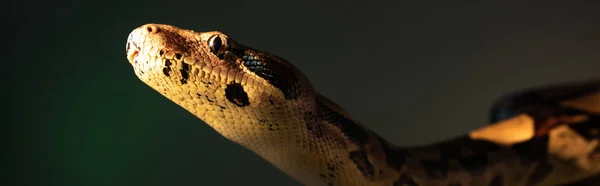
125,24 -> 600,186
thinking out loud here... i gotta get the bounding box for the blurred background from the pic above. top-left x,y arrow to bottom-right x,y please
4,1 -> 600,185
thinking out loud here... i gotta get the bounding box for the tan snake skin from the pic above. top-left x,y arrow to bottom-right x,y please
125,24 -> 600,186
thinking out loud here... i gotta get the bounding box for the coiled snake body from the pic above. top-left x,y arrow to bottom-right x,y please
125,24 -> 600,186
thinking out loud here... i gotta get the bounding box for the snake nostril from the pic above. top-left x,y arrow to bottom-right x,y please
146,25 -> 160,34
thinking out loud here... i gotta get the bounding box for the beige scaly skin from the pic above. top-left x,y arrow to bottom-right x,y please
125,24 -> 600,186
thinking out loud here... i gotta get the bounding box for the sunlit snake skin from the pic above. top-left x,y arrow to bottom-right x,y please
125,24 -> 600,186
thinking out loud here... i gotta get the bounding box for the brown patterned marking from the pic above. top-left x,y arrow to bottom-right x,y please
349,150 -> 375,177
318,173 -> 335,186
430,136 -> 502,177
316,96 -> 370,146
410,136 -> 508,180
318,162 -> 339,186
327,162 -> 339,178
303,111 -> 325,137
179,62 -> 190,84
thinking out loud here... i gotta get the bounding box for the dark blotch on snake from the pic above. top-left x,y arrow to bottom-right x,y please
349,150 -> 375,177
316,96 -> 370,146
174,53 -> 183,60
238,51 -> 301,100
180,63 -> 190,84
225,83 -> 250,107
163,59 -> 172,77
303,111 -> 325,137
315,96 -> 377,178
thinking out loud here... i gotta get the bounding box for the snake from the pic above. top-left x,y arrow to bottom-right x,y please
125,23 -> 600,186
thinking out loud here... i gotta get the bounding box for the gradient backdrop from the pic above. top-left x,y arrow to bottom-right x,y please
5,1 -> 600,186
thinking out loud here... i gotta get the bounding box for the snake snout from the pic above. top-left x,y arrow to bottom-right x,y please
126,25 -> 157,64
126,29 -> 142,64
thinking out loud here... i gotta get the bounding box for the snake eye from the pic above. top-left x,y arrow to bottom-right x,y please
208,34 -> 228,55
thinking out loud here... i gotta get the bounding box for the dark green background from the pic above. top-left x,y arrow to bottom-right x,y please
5,1 -> 600,186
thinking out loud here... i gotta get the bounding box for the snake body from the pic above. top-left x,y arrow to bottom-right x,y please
125,24 -> 600,186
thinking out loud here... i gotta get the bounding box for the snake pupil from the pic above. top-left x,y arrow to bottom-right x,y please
209,35 -> 223,54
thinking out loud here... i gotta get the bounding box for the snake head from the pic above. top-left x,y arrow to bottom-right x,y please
126,23 -> 310,97
125,24 -> 314,140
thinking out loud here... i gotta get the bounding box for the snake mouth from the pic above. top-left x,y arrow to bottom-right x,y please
126,41 -> 140,64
